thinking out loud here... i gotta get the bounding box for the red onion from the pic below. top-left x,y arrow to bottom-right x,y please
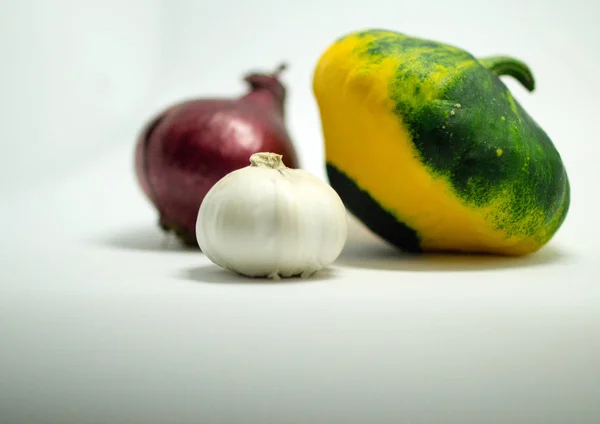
135,63 -> 299,247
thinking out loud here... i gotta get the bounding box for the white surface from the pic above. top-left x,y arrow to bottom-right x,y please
2,0 -> 600,423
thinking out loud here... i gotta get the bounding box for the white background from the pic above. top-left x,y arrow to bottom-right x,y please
1,0 -> 599,423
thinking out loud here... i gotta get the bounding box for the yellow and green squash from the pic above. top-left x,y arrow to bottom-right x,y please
313,29 -> 570,255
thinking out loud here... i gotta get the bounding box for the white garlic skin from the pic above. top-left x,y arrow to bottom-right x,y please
196,153 -> 347,279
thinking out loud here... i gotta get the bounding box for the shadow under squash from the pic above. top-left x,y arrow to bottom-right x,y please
336,214 -> 572,272
182,264 -> 337,285
338,242 -> 569,272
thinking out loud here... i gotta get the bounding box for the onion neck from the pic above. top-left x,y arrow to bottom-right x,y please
240,63 -> 287,116
241,89 -> 285,117
250,152 -> 286,169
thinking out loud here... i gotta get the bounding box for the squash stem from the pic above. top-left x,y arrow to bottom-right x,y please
479,56 -> 536,92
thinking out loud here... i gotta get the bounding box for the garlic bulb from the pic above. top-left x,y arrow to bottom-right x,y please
196,152 -> 348,279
